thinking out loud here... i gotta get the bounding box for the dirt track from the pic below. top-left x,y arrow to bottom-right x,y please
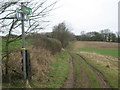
77,54 -> 110,88
63,53 -> 110,88
63,59 -> 74,88
77,58 -> 90,88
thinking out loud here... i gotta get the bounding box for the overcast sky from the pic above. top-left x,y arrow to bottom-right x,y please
0,0 -> 119,35
42,0 -> 119,35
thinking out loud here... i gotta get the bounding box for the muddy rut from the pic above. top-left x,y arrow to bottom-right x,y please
63,59 -> 75,88
77,59 -> 90,88
63,53 -> 110,88
77,54 -> 110,88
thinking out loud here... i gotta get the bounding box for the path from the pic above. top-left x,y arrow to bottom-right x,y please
77,54 -> 110,88
63,53 -> 110,88
63,59 -> 74,88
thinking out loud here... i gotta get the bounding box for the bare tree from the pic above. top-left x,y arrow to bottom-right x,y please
52,22 -> 74,48
0,0 -> 58,79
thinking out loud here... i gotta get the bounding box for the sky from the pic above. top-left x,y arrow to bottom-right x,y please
0,0 -> 119,36
42,0 -> 119,35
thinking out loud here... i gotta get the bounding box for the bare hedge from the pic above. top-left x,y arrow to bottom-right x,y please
30,34 -> 62,54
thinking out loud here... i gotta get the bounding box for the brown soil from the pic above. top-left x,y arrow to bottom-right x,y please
63,59 -> 74,88
63,55 -> 90,88
73,55 -> 90,88
78,61 -> 90,88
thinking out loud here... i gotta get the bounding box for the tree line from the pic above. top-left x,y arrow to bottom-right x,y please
29,22 -> 75,48
76,29 -> 120,43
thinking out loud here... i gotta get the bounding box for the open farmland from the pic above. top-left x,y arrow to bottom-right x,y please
74,41 -> 119,57
2,37 -> 119,88
1,1 -> 119,89
72,41 -> 118,88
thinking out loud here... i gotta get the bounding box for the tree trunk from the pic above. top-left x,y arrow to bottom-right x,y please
5,42 -> 9,76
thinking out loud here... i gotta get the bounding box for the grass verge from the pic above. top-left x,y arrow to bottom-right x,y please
30,51 -> 70,88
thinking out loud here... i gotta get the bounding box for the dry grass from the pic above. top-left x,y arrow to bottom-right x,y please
73,41 -> 85,50
8,51 -> 22,74
80,51 -> 118,72
74,41 -> 118,49
29,46 -> 54,82
6,45 -> 54,82
79,51 -> 118,88
72,41 -> 118,88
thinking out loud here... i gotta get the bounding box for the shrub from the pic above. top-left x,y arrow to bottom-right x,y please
31,34 -> 62,54
52,22 -> 75,48
4,46 -> 54,83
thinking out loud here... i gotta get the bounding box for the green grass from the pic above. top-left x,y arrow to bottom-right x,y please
72,54 -> 82,88
79,57 -> 100,88
3,51 -> 70,88
44,51 -> 70,88
2,80 -> 25,88
0,37 -> 2,50
70,41 -> 118,88
72,53 -> 100,88
80,54 -> 118,88
2,37 -> 70,88
80,47 -> 119,57
30,51 -> 70,88
2,38 -> 31,51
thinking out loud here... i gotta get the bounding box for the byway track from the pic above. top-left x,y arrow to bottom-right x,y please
63,53 -> 110,88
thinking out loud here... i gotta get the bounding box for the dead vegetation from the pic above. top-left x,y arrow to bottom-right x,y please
2,33 -> 63,86
74,41 -> 118,49
84,41 -> 118,49
28,45 -> 54,82
80,51 -> 118,73
3,45 -> 55,83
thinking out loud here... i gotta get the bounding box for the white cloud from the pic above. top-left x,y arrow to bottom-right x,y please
0,0 -> 119,35
46,0 -> 119,35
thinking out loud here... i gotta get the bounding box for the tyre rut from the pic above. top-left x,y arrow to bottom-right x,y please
76,54 -> 111,88
63,58 -> 75,88
70,53 -> 90,88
